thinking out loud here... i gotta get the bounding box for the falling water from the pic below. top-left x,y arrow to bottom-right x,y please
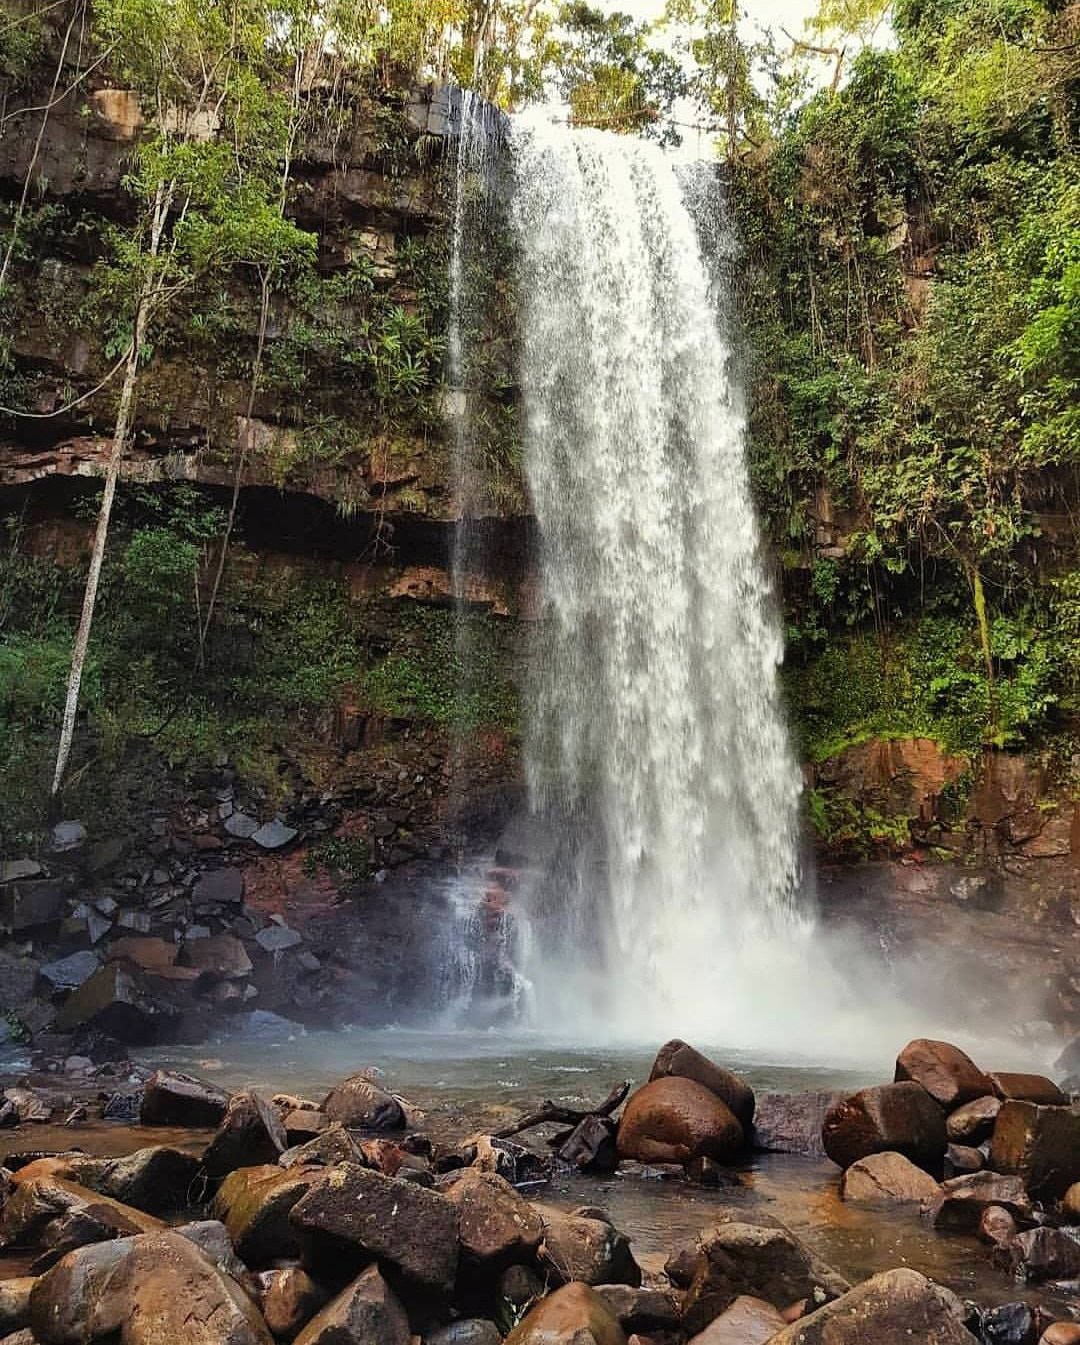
507,114 -> 808,1041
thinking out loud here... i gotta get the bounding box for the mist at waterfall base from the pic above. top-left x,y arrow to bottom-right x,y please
433,105 -> 1045,1071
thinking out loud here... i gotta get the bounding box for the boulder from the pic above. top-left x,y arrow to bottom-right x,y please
181,935 -> 253,979
616,1078 -> 744,1166
497,1263 -> 545,1320
990,1100 -> 1080,1199
557,1116 -> 619,1173
257,1267 -> 329,1340
322,1075 -> 405,1132
213,1164 -> 322,1266
0,1280 -> 33,1336
687,1295 -> 786,1345
294,1264 -> 408,1345
427,1320 -> 502,1345
140,1070 -> 230,1127
680,1221 -> 849,1333
537,1210 -> 641,1289
1063,1182 -> 1080,1222
175,1221 -> 254,1290
821,1082 -> 946,1171
109,938 -> 178,973
279,1125 -> 364,1170
1010,1227 -> 1080,1284
67,1146 -> 200,1214
946,1095 -> 1001,1144
290,1163 -> 459,1294
443,1172 -> 543,1273
894,1039 -> 993,1108
839,1151 -> 941,1206
0,1175 -> 163,1247
766,1268 -> 972,1344
1043,1326 -> 1080,1344
648,1041 -> 755,1128
925,1171 -> 1034,1231
29,1235 -> 136,1342
989,1073 -> 1069,1106
2,1089 -> 51,1123
943,1143 -> 984,1178
978,1204 -> 1018,1247
54,964 -> 178,1043
752,1092 -> 845,1159
31,1230 -> 273,1345
38,951 -> 100,994
201,1092 -> 288,1180
504,1283 -> 626,1345
593,1285 -> 679,1334
284,1110 -> 330,1146
978,1302 -> 1044,1344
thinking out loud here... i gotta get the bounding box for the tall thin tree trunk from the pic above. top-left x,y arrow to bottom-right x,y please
51,180 -> 173,798
50,322 -> 143,798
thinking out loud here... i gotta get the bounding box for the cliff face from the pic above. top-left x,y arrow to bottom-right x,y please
3,44 -> 1080,879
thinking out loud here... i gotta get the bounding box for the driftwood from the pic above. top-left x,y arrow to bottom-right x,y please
493,1080 -> 631,1140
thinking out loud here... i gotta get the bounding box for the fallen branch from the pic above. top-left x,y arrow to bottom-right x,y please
493,1079 -> 630,1139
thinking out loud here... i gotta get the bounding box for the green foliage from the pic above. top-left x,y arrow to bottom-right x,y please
304,834 -> 372,880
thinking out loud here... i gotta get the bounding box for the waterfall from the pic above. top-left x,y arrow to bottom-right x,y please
507,113 -> 808,1042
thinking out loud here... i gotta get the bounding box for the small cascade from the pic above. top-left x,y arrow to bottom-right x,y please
434,857 -> 533,1028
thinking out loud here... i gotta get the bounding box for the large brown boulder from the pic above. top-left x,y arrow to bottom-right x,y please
766,1268 -> 972,1343
680,1222 -> 849,1334
537,1210 -> 641,1288
202,1092 -> 287,1181
140,1070 -> 230,1128
990,1100 -> 1080,1199
31,1231 -> 273,1345
212,1164 -> 323,1266
988,1073 -> 1069,1106
839,1152 -> 941,1206
894,1039 -> 993,1108
289,1163 -> 459,1294
504,1283 -> 626,1345
64,1147 -> 200,1215
946,1095 -> 1001,1145
0,1175 -> 163,1248
294,1264 -> 409,1345
752,1092 -> 844,1159
616,1078 -> 743,1166
822,1083 -> 946,1171
648,1041 -> 755,1128
925,1171 -> 1035,1231
443,1172 -> 543,1273
321,1075 -> 405,1131
687,1295 -> 786,1345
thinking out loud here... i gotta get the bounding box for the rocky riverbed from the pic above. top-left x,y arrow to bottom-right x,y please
0,1036 -> 1076,1344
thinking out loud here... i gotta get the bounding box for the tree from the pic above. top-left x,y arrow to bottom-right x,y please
48,0 -> 315,797
536,3 -> 686,138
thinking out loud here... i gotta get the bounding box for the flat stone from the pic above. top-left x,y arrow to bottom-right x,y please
688,1295 -> 786,1345
840,1151 -> 941,1206
191,869 -> 244,906
50,821 -> 87,853
926,1171 -> 1034,1230
224,813 -> 259,839
39,951 -> 100,992
0,861 -> 42,883
251,820 -> 298,850
255,925 -> 302,953
0,880 -> 65,932
988,1072 -> 1069,1106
